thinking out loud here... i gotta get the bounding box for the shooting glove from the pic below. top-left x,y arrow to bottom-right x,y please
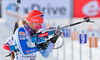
51,26 -> 62,43
35,41 -> 50,50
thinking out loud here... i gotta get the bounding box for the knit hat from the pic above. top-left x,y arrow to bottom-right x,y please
26,10 -> 44,24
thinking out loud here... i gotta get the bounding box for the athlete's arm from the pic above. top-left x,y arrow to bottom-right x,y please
14,27 -> 38,56
39,42 -> 54,58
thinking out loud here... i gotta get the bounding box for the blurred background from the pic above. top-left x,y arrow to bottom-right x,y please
0,0 -> 100,60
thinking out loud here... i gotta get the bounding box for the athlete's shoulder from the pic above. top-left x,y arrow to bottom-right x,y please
18,27 -> 26,35
18,27 -> 26,40
18,27 -> 25,32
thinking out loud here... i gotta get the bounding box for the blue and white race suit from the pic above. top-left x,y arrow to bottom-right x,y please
5,26 -> 54,60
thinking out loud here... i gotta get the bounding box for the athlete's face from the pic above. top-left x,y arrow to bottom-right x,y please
30,22 -> 42,32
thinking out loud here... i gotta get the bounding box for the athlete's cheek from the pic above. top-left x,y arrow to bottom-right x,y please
35,25 -> 42,29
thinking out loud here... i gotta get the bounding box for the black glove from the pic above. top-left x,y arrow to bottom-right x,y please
35,41 -> 50,50
51,26 -> 62,43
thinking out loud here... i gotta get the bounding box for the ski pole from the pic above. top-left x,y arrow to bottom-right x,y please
5,0 -> 21,58
17,0 -> 21,22
13,0 -> 21,33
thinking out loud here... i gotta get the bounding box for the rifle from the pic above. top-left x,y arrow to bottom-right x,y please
31,17 -> 94,49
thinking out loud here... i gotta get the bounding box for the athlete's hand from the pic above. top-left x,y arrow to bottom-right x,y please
51,26 -> 62,43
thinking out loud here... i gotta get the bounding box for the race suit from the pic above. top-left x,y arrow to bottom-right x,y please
3,23 -> 54,60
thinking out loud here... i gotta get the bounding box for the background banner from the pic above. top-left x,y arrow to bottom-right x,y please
1,0 -> 71,19
74,0 -> 100,17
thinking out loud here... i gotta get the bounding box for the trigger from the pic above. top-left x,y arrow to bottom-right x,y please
44,36 -> 49,39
